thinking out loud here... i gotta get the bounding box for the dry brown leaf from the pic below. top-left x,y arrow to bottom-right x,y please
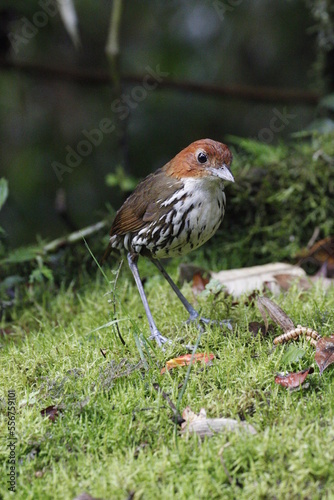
248,321 -> 275,338
257,296 -> 295,333
273,273 -> 312,292
248,321 -> 267,337
301,236 -> 334,271
161,353 -> 215,374
275,367 -> 314,389
211,262 -> 306,296
192,272 -> 210,295
181,407 -> 257,438
178,263 -> 211,286
40,405 -> 60,422
315,336 -> 334,375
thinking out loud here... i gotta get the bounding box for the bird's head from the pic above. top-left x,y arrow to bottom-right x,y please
165,138 -> 234,183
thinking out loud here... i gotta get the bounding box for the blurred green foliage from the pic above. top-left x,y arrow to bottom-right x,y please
0,1 -> 319,246
105,165 -> 138,193
0,178 -> 8,211
198,131 -> 334,269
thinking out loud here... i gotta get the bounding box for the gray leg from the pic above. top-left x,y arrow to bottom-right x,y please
127,253 -> 169,347
150,257 -> 199,320
150,257 -> 232,331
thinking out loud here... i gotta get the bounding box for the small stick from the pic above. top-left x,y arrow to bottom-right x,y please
153,383 -> 185,425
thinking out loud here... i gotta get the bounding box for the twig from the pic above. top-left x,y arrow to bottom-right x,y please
219,443 -> 233,485
153,383 -> 185,425
307,227 -> 320,249
43,220 -> 108,253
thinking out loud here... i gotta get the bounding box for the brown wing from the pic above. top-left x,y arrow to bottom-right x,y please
110,167 -> 182,236
101,166 -> 183,262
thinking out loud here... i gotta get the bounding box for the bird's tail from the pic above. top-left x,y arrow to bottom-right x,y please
100,242 -> 122,265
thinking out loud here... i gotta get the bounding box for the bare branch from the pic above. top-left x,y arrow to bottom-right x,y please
43,220 -> 109,253
0,58 -> 321,105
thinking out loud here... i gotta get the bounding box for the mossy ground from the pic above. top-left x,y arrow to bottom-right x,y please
1,256 -> 334,500
1,133 -> 334,498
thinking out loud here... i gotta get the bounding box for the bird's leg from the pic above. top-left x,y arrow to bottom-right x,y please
150,258 -> 198,319
150,258 -> 232,331
127,253 -> 170,347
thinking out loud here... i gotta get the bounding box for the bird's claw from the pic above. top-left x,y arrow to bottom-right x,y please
149,331 -> 172,347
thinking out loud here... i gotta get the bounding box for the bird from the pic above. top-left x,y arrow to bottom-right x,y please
103,138 -> 234,347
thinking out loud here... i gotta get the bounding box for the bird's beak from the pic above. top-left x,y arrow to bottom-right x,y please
210,163 -> 235,183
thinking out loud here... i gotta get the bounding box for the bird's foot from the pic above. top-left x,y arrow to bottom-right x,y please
149,329 -> 172,347
186,313 -> 232,332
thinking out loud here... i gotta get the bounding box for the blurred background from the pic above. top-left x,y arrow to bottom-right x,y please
0,0 -> 333,249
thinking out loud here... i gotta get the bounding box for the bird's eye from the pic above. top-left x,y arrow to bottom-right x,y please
197,152 -> 208,164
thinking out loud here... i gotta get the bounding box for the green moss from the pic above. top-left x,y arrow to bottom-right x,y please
1,133 -> 334,498
1,265 -> 334,499
206,132 -> 334,268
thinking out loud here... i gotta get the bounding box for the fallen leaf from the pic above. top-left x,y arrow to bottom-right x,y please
315,337 -> 334,375
300,236 -> 334,274
181,407 -> 257,438
273,273 -> 312,292
178,263 -> 211,286
192,272 -> 210,295
161,353 -> 215,374
257,296 -> 295,333
212,262 -> 306,296
275,367 -> 314,389
40,405 -> 60,422
248,321 -> 267,337
281,345 -> 306,365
